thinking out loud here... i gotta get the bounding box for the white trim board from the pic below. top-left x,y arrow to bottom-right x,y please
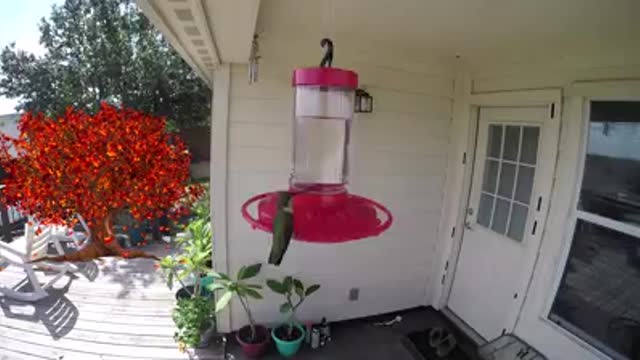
429,71 -> 473,308
566,80 -> 640,98
211,64 -> 231,332
469,89 -> 562,107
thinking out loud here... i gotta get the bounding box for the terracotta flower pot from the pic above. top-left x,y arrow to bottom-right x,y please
236,324 -> 269,358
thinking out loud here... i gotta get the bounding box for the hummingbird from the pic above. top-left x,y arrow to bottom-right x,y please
268,191 -> 294,266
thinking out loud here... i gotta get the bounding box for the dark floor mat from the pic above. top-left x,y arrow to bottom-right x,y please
403,308 -> 476,360
405,330 -> 473,360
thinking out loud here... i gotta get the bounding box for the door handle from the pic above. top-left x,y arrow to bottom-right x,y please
465,208 -> 474,230
464,221 -> 473,230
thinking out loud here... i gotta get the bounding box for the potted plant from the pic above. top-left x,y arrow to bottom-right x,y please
160,188 -> 212,300
266,276 -> 320,357
159,189 -> 220,355
210,264 -> 269,358
172,296 -> 216,353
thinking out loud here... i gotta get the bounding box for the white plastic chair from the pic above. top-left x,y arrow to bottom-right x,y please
0,221 -> 71,301
51,214 -> 91,250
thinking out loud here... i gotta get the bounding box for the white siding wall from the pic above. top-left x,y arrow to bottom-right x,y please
223,32 -> 455,328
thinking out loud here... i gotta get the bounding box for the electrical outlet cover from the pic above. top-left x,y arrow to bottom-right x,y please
349,288 -> 359,301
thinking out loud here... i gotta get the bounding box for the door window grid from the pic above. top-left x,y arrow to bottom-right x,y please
477,124 -> 539,242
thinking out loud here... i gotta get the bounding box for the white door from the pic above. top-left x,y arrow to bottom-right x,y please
448,106 -> 555,340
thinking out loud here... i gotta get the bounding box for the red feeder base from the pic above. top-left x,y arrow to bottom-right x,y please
241,191 -> 392,243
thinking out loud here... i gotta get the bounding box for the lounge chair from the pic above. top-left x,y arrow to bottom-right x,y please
0,221 -> 72,301
51,214 -> 91,251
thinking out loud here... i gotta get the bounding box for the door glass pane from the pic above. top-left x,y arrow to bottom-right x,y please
520,126 -> 540,165
503,126 -> 521,161
487,124 -> 503,158
579,101 -> 640,228
497,163 -> 516,198
515,166 -> 535,204
476,123 -> 540,240
550,219 -> 640,360
491,198 -> 510,234
482,160 -> 500,194
507,203 -> 528,241
477,193 -> 494,227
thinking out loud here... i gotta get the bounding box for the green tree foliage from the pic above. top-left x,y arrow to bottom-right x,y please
0,0 -> 210,129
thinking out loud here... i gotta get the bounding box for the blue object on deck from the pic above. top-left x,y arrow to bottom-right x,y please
127,226 -> 144,245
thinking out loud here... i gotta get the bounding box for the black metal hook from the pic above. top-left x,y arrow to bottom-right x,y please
320,38 -> 334,67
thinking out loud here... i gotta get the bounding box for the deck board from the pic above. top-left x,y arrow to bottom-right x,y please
0,243 -> 193,360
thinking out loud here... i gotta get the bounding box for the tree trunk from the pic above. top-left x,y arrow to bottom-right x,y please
32,213 -> 160,263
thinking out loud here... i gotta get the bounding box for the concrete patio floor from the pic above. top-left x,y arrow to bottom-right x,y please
226,308 -> 432,360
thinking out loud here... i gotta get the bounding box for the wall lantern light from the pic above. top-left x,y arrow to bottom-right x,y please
355,88 -> 373,113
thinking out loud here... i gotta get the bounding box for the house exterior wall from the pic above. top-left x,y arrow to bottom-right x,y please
434,57 -> 640,360
221,31 -> 456,328
0,114 -> 19,138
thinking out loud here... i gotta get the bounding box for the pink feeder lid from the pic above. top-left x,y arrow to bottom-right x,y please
292,67 -> 358,89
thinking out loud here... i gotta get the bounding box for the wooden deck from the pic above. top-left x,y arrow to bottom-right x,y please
0,243 -> 191,360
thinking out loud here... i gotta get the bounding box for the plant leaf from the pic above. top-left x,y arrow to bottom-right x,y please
305,284 -> 320,296
211,271 -> 231,281
215,291 -> 233,312
205,283 -> 225,292
293,279 -> 304,298
246,284 -> 263,289
266,279 -> 286,294
280,302 -> 292,314
237,265 -> 247,280
283,276 -> 293,292
240,263 -> 261,279
167,271 -> 174,289
244,288 -> 263,300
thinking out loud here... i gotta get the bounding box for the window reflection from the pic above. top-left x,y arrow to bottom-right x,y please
550,220 -> 640,359
579,102 -> 640,227
552,101 -> 640,360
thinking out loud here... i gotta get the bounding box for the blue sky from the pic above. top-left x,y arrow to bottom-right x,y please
0,0 -> 61,115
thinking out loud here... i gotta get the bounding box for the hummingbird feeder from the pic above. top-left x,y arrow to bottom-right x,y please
241,39 -> 393,243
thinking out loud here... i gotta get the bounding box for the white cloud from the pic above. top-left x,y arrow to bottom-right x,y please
0,97 -> 19,115
14,36 -> 46,57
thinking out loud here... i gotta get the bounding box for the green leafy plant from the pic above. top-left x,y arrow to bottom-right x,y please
267,276 -> 320,338
160,192 -> 212,298
172,297 -> 215,351
209,264 -> 263,342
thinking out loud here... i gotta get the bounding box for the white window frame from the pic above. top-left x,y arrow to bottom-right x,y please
542,86 -> 640,360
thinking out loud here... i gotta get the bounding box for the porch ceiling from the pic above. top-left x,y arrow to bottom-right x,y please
138,0 -> 640,82
259,0 -> 640,70
136,0 -> 260,86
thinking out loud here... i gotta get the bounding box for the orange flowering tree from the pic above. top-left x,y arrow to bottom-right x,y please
0,103 -> 200,261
